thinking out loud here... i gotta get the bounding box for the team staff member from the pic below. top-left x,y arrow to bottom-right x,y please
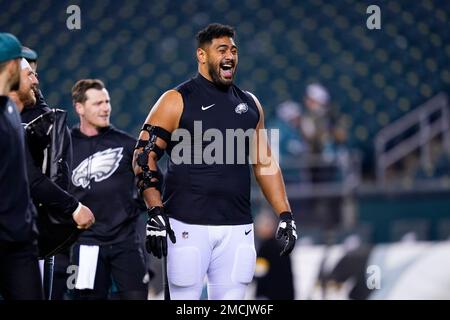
12,59 -> 94,233
69,79 -> 147,300
133,23 -> 297,300
20,47 -> 93,299
11,58 -> 95,300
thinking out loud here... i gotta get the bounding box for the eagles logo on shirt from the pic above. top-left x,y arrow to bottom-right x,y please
235,103 -> 248,114
72,147 -> 123,188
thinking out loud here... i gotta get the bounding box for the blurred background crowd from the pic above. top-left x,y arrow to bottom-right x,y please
1,0 -> 449,299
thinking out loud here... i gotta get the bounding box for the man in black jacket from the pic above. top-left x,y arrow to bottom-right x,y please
17,55 -> 95,299
69,79 -> 147,300
10,59 -> 95,236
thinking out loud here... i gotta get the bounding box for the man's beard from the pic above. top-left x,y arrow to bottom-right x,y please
18,88 -> 37,107
10,73 -> 20,91
207,60 -> 234,89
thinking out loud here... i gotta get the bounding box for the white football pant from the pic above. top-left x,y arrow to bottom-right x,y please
167,218 -> 256,300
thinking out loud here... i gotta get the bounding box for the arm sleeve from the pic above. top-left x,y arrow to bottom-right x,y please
25,141 -> 79,222
53,125 -> 73,190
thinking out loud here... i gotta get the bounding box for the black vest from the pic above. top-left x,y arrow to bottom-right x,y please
163,74 -> 260,225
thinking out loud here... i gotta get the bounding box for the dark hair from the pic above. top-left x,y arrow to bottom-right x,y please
72,79 -> 105,105
196,23 -> 235,48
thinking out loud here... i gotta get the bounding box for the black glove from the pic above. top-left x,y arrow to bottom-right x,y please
276,211 -> 297,256
146,206 -> 176,258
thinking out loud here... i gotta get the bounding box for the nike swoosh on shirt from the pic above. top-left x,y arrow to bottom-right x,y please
201,104 -> 215,110
245,229 -> 252,235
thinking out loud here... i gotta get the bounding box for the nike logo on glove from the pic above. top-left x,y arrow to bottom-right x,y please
201,104 -> 215,111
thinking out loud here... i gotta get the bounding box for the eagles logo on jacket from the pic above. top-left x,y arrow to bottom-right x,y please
69,125 -> 142,245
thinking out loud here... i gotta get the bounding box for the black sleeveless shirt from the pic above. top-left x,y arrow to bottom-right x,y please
163,74 -> 260,225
